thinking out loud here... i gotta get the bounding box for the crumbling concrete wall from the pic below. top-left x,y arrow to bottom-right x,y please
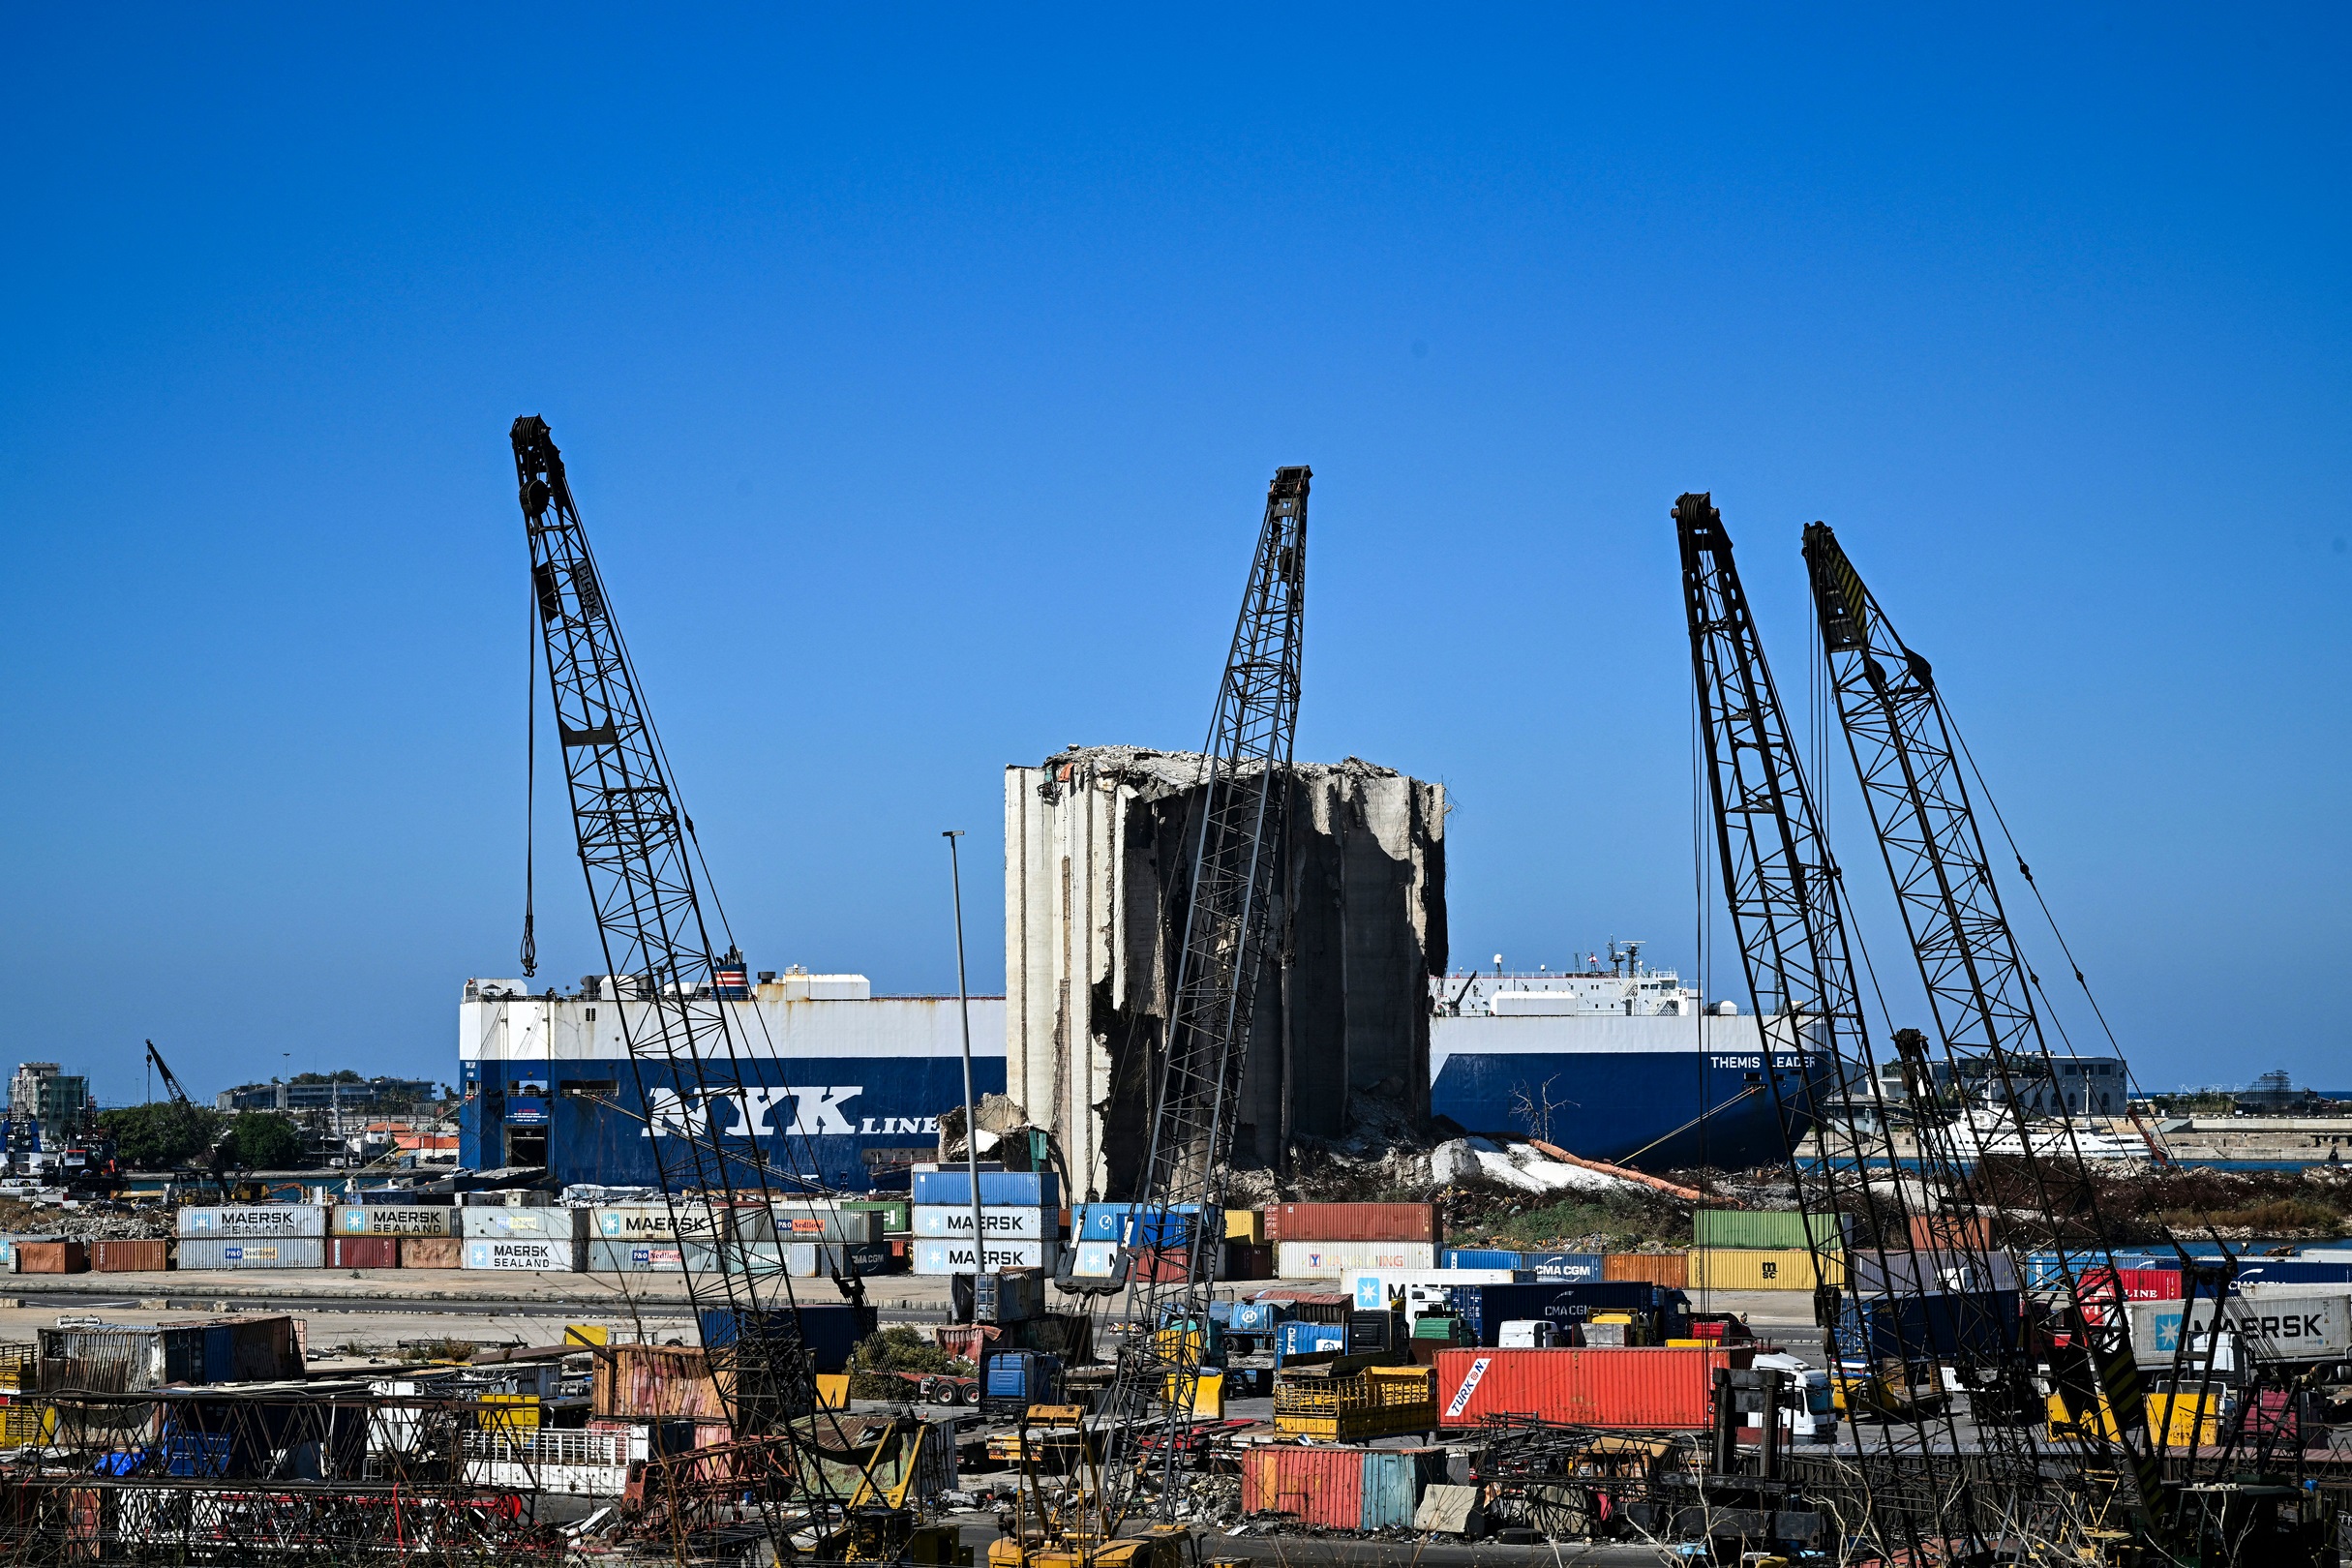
1005,745 -> 1447,1201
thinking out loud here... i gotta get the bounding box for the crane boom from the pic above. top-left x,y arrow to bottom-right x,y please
1096,466 -> 1309,1522
143,1041 -> 193,1107
1800,520 -> 2172,1530
510,416 -> 853,1553
1677,495 -> 2068,1556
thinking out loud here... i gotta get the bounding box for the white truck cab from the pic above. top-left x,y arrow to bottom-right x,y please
1498,1319 -> 1557,1348
1749,1351 -> 1838,1443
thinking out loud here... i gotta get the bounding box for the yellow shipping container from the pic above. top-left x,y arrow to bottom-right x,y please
1688,1248 -> 1843,1291
1224,1210 -> 1265,1244
2047,1390 -> 2221,1449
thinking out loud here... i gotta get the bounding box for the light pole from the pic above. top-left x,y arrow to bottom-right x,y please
944,830 -> 987,1317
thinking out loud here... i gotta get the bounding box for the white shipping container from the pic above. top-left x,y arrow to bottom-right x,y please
1070,1240 -> 1119,1279
588,1205 -> 723,1242
2131,1293 -> 2352,1364
177,1206 -> 327,1239
333,1206 -> 458,1237
911,1239 -> 1060,1275
464,1238 -> 586,1271
176,1237 -> 326,1270
1276,1241 -> 1435,1279
1344,1268 -> 1524,1312
460,1207 -> 589,1242
911,1205 -> 1054,1240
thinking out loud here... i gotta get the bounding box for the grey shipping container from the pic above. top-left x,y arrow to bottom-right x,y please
458,1207 -> 589,1241
176,1206 -> 327,1240
175,1238 -> 325,1270
39,1325 -> 205,1390
730,1206 -> 884,1245
588,1239 -> 691,1274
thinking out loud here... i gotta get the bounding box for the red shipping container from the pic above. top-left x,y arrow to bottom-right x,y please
16,1242 -> 87,1275
1603,1252 -> 1689,1289
2077,1265 -> 2185,1325
91,1240 -> 167,1273
329,1237 -> 400,1269
1264,1203 -> 1442,1245
1435,1346 -> 1751,1430
1241,1446 -> 1364,1529
1223,1243 -> 1273,1280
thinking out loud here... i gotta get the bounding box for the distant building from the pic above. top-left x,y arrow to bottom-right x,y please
214,1076 -> 442,1114
9,1064 -> 90,1144
1875,1054 -> 2128,1117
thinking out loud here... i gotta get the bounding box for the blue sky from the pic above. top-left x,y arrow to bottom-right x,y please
1,9 -> 2344,1104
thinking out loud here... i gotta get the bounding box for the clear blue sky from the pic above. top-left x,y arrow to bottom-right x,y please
2,9 -> 2344,1105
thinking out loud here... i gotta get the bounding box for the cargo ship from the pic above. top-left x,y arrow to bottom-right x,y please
1428,944 -> 1828,1170
458,970 -> 1004,1192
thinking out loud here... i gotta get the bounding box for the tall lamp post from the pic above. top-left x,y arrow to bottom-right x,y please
944,830 -> 987,1320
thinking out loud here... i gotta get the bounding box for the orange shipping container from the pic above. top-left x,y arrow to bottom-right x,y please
1240,1446 -> 1364,1530
400,1236 -> 463,1269
91,1241 -> 167,1274
1909,1216 -> 1999,1251
1435,1346 -> 1750,1430
17,1243 -> 87,1276
1603,1252 -> 1689,1289
593,1344 -> 729,1421
1264,1203 -> 1441,1245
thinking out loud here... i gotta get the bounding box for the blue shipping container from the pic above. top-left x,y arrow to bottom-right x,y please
983,1351 -> 1063,1400
1440,1249 -> 1522,1271
1275,1320 -> 1348,1365
2228,1261 -> 2352,1294
1446,1282 -> 1663,1344
910,1170 -> 1060,1208
1834,1290 -> 2023,1361
1359,1449 -> 1450,1530
697,1305 -> 868,1373
1227,1301 -> 1288,1335
1521,1252 -> 1607,1282
1076,1204 -> 1200,1245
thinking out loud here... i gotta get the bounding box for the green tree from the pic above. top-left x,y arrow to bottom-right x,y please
228,1112 -> 307,1169
98,1103 -> 226,1170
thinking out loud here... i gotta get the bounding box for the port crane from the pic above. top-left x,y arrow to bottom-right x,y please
144,1040 -> 193,1107
1015,467 -> 1308,1561
1801,522 -> 2334,1562
510,416 -> 934,1563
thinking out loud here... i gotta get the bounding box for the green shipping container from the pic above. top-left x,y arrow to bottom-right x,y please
1692,1210 -> 1846,1251
842,1199 -> 912,1235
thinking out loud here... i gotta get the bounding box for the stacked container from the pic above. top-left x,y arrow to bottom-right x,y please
909,1170 -> 1060,1275
177,1206 -> 326,1270
332,1205 -> 458,1237
1690,1209 -> 1844,1293
401,1236 -> 463,1269
459,1207 -> 586,1271
1435,1345 -> 1747,1428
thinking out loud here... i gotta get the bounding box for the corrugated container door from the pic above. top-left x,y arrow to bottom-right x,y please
1275,1447 -> 1364,1529
1240,1449 -> 1278,1514
202,1326 -> 235,1385
1358,1451 -> 1418,1530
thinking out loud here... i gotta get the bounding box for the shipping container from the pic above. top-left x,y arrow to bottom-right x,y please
1241,1445 -> 1365,1530
174,1239 -> 322,1270
1833,1290 -> 2023,1362
911,1239 -> 1059,1275
1266,1203 -> 1442,1245
1688,1249 -> 1841,1291
909,1170 -> 1059,1208
1446,1282 -> 1665,1344
458,1208 -> 589,1242
588,1239 -> 687,1273
1436,1346 -> 1746,1428
952,1269 -> 1044,1325
331,1205 -> 458,1237
1225,1210 -> 1265,1244
326,1237 -> 400,1269
1440,1249 -> 1522,1271
1223,1243 -> 1273,1280
730,1206 -> 885,1245
592,1344 -> 727,1420
39,1325 -> 203,1388
1692,1211 -> 1845,1251
698,1305 -> 867,1372
982,1350 -> 1063,1403
2130,1294 -> 2352,1364
1227,1301 -> 1289,1335
463,1239 -> 584,1271
1520,1251 -> 1606,1282
1360,1449 -> 1449,1531
1275,1241 -> 1436,1278
2228,1260 -> 2352,1294
1346,1268 -> 1525,1312
841,1198 -> 912,1235
0,1238 -> 22,1272
1604,1253 -> 1690,1289
1274,1320 -> 1349,1366
1067,1240 -> 1119,1280
91,1241 -> 166,1274
587,1205 -> 723,1242
1909,1215 -> 2000,1251
911,1205 -> 1056,1241
1848,1249 -> 2019,1298
400,1236 -> 463,1269
1075,1203 -> 1201,1246
2077,1265 -> 2186,1323
176,1206 -> 327,1240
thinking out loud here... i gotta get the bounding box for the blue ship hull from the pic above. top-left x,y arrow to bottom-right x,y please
1429,1017 -> 1827,1171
